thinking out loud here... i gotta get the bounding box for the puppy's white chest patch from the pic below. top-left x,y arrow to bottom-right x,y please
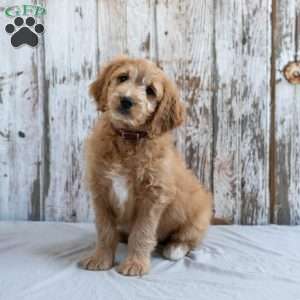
110,174 -> 128,207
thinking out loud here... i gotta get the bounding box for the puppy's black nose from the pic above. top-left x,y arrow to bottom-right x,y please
120,96 -> 133,111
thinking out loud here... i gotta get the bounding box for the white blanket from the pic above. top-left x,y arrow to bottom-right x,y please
0,222 -> 299,300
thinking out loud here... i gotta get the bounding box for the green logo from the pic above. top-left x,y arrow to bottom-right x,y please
5,5 -> 46,18
4,4 -> 46,48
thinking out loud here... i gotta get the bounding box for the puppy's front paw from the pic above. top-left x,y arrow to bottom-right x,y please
117,257 -> 150,276
78,252 -> 113,271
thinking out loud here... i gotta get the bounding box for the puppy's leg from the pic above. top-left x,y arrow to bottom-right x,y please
161,225 -> 202,260
117,191 -> 167,276
162,213 -> 210,260
79,195 -> 119,271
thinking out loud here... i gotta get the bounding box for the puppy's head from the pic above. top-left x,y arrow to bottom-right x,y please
90,56 -> 185,136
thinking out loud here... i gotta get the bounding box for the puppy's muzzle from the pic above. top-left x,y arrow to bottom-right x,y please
119,96 -> 133,114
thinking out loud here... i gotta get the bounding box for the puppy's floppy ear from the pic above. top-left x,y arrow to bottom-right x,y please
150,79 -> 185,136
89,56 -> 128,112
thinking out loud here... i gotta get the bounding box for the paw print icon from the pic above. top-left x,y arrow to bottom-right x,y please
5,17 -> 44,48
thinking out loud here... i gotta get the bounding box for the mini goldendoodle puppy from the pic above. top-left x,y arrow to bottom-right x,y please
79,56 -> 212,276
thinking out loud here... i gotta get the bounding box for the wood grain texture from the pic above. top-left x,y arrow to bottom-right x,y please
0,0 -> 299,224
126,0 -> 156,59
154,0 -> 186,156
274,0 -> 300,224
98,0 -> 155,60
183,1 -> 214,189
0,0 -> 42,220
98,0 -> 127,61
43,0 -> 98,221
213,0 -> 272,224
154,0 -> 213,189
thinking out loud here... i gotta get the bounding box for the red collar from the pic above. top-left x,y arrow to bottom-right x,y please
112,124 -> 148,142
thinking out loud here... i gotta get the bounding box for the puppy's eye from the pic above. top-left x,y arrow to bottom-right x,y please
146,86 -> 156,97
117,74 -> 129,83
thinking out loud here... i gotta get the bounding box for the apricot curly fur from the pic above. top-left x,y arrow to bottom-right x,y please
79,56 -> 212,276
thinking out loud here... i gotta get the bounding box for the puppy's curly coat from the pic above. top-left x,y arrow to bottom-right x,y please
79,56 -> 212,276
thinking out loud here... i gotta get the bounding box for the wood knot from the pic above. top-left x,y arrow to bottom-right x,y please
283,61 -> 300,84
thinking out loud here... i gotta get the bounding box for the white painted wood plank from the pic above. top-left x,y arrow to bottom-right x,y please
0,0 -> 42,220
98,0 -> 127,61
43,0 -> 98,221
153,0 -> 187,161
213,0 -> 271,224
183,0 -> 214,188
274,0 -> 300,224
98,0 -> 155,60
126,0 -> 156,59
155,0 -> 214,191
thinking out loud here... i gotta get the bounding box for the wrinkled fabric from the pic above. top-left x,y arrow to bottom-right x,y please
0,222 -> 299,300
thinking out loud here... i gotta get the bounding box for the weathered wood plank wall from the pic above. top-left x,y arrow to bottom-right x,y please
0,0 -> 299,224
42,0 -> 98,222
213,0 -> 271,224
0,0 -> 43,220
273,0 -> 300,224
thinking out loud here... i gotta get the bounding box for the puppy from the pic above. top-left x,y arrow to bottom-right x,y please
79,56 -> 212,276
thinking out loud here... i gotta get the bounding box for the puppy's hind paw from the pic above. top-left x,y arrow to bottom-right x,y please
78,254 -> 113,271
162,243 -> 189,261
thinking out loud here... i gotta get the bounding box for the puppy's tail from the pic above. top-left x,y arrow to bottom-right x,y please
210,217 -> 232,225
